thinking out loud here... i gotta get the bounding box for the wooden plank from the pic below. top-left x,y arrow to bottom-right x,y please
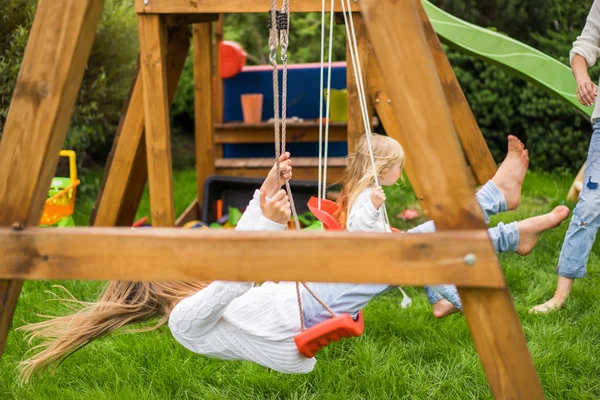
213,16 -> 224,159
0,228 -> 505,288
216,156 -> 346,181
216,166 -> 344,183
359,1 -> 544,398
360,0 -> 484,231
136,0 -> 359,14
416,1 -> 496,185
215,157 -> 346,168
367,54 -> 429,211
175,198 -> 200,227
166,13 -> 219,26
92,26 -> 190,227
0,0 -> 103,357
460,287 -> 545,399
214,121 -> 348,144
368,54 -> 478,211
194,23 -> 215,206
138,14 -> 176,227
345,13 -> 373,154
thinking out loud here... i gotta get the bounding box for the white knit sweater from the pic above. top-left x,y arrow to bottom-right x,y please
168,190 -> 316,374
570,0 -> 600,121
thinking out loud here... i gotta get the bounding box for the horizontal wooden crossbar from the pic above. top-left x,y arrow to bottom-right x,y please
0,228 -> 504,287
136,0 -> 359,14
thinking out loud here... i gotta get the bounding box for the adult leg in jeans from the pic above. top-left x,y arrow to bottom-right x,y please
531,124 -> 600,313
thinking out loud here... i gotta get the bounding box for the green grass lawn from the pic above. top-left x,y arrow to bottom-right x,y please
3,169 -> 600,399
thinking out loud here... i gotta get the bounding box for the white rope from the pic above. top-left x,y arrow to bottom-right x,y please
322,0 -> 335,203
340,0 -> 390,230
341,0 -> 409,306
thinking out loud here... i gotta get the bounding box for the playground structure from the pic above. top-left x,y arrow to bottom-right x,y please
0,0 -> 558,398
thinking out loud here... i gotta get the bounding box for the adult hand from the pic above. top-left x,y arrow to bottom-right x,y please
577,79 -> 598,107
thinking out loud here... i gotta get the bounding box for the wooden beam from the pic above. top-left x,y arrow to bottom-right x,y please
416,1 -> 497,185
0,0 -> 103,357
138,14 -> 176,227
214,121 -> 348,144
175,198 -> 200,227
136,0 -> 359,14
367,54 -> 429,211
359,1 -> 544,398
0,228 -> 505,288
194,23 -> 216,206
92,27 -> 190,227
215,157 -> 346,181
213,16 -> 225,159
368,54 -> 478,212
166,13 -> 219,26
360,0 -> 484,231
346,13 -> 373,154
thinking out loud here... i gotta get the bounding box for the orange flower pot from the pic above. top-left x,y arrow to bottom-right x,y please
241,93 -> 263,124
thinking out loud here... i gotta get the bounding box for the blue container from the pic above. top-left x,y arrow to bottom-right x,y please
223,62 -> 348,158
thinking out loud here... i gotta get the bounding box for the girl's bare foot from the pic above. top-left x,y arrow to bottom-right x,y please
432,299 -> 460,319
529,276 -> 574,314
491,135 -> 529,211
516,206 -> 570,256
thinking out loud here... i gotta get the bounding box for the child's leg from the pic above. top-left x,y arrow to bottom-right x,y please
301,282 -> 389,329
169,281 -> 254,338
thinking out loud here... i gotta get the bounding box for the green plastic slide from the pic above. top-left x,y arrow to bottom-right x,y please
422,0 -> 592,118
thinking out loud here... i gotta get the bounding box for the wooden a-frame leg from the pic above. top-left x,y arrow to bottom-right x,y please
0,0 -> 104,358
193,23 -> 216,213
91,25 -> 190,227
346,13 -> 373,154
359,0 -> 544,398
416,0 -> 497,185
138,14 -> 176,227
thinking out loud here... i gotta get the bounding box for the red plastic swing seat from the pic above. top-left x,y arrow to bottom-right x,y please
307,196 -> 400,232
307,196 -> 343,231
294,310 -> 365,358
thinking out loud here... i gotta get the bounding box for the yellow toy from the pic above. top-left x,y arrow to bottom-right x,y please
40,150 -> 80,226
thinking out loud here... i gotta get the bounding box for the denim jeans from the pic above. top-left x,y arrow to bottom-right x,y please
301,181 -> 519,327
557,121 -> 600,279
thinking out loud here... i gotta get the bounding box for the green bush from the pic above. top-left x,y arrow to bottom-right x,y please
0,0 -> 138,165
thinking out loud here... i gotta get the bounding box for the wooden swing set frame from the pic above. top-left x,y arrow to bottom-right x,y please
0,0 -> 543,398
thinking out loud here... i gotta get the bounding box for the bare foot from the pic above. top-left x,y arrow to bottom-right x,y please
529,276 -> 574,314
516,206 -> 570,256
491,135 -> 529,210
432,299 -> 460,319
529,298 -> 563,314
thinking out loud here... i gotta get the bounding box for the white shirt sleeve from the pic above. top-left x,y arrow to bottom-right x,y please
346,188 -> 384,232
570,0 -> 600,67
235,189 -> 288,232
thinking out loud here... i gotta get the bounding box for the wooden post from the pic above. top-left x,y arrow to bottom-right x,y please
346,13 -> 373,154
0,0 -> 104,357
193,23 -> 216,209
359,0 -> 544,398
138,15 -> 176,227
91,26 -> 190,227
416,0 -> 497,185
213,16 -> 225,159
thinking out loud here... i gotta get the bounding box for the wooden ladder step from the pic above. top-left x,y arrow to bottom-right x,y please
214,120 -> 348,144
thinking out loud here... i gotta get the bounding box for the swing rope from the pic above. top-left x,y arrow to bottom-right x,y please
340,0 -> 390,230
269,0 -> 334,332
340,0 -> 412,306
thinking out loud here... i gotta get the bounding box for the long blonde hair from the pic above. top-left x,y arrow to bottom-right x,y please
17,280 -> 209,384
335,134 -> 405,227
